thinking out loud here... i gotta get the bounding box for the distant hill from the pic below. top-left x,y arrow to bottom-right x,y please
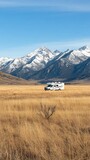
0,72 -> 36,85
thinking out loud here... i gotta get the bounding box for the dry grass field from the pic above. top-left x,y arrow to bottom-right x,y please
0,85 -> 90,160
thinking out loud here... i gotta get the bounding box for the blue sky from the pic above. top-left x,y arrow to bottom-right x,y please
0,0 -> 90,58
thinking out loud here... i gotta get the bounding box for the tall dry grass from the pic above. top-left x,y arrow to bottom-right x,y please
0,85 -> 90,160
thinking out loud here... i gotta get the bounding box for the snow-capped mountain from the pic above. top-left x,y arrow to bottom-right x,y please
0,47 -> 55,73
0,57 -> 13,69
0,46 -> 90,82
68,45 -> 90,64
22,47 -> 56,71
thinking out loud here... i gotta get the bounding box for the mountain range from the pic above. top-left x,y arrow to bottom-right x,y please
0,46 -> 90,82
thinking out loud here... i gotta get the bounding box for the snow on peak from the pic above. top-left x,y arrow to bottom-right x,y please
0,57 -> 13,65
23,47 -> 55,71
0,57 -> 12,62
78,46 -> 90,57
27,47 -> 52,58
79,45 -> 89,51
53,50 -> 61,55
34,47 -> 51,52
67,46 -> 90,64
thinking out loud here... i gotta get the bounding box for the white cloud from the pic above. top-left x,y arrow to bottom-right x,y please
0,0 -> 90,12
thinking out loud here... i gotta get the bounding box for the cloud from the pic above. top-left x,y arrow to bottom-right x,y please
0,0 -> 90,12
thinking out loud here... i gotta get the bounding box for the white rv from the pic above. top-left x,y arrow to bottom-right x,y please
44,82 -> 64,91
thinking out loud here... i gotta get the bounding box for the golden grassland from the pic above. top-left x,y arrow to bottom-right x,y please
0,84 -> 90,160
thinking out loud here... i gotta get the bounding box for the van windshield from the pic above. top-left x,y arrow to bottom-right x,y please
47,85 -> 53,87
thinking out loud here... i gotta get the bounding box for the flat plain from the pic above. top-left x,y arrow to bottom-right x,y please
0,85 -> 90,160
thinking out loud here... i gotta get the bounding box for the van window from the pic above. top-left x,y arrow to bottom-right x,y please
47,85 -> 53,87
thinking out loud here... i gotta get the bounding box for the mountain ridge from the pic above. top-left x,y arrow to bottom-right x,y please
0,46 -> 90,82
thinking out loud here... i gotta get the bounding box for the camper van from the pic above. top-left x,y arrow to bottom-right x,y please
44,82 -> 64,91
